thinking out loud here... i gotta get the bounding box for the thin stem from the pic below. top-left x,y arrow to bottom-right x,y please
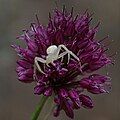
31,96 -> 48,120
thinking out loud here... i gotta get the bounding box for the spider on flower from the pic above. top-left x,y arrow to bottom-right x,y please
34,44 -> 81,75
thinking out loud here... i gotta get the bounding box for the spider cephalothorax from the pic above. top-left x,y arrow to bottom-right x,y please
34,44 -> 80,75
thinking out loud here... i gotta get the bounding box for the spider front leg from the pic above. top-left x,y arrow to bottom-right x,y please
34,57 -> 46,75
58,51 -> 68,62
58,44 -> 80,64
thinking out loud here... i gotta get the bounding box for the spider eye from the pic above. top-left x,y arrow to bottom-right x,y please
47,45 -> 57,54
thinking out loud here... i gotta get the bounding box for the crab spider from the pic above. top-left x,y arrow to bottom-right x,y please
34,44 -> 81,75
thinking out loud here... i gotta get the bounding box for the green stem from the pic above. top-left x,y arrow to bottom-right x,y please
31,96 -> 48,120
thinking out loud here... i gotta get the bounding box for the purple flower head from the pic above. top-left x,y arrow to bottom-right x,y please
12,7 -> 112,119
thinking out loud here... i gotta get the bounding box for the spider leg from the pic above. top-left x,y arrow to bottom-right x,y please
58,51 -> 68,62
46,63 -> 50,67
58,45 -> 82,71
61,56 -> 64,62
56,46 -> 62,57
50,61 -> 56,66
58,51 -> 71,64
34,57 -> 46,75
58,44 -> 80,62
67,53 -> 70,64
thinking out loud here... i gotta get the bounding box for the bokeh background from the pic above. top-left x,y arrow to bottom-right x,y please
0,0 -> 120,120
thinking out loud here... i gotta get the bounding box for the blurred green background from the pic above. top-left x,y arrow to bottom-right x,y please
0,0 -> 120,120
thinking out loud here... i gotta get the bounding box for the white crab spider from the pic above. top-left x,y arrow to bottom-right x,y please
34,44 -> 80,75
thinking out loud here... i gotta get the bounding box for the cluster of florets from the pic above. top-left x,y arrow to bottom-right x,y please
12,7 -> 111,119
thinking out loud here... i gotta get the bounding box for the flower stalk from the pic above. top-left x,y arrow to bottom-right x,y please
31,96 -> 48,120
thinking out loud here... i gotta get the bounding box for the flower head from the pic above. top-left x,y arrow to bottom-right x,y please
12,7 -> 112,119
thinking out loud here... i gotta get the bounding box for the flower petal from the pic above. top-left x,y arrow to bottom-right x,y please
79,94 -> 93,109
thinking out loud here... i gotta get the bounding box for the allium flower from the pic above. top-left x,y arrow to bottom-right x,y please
12,7 -> 112,119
